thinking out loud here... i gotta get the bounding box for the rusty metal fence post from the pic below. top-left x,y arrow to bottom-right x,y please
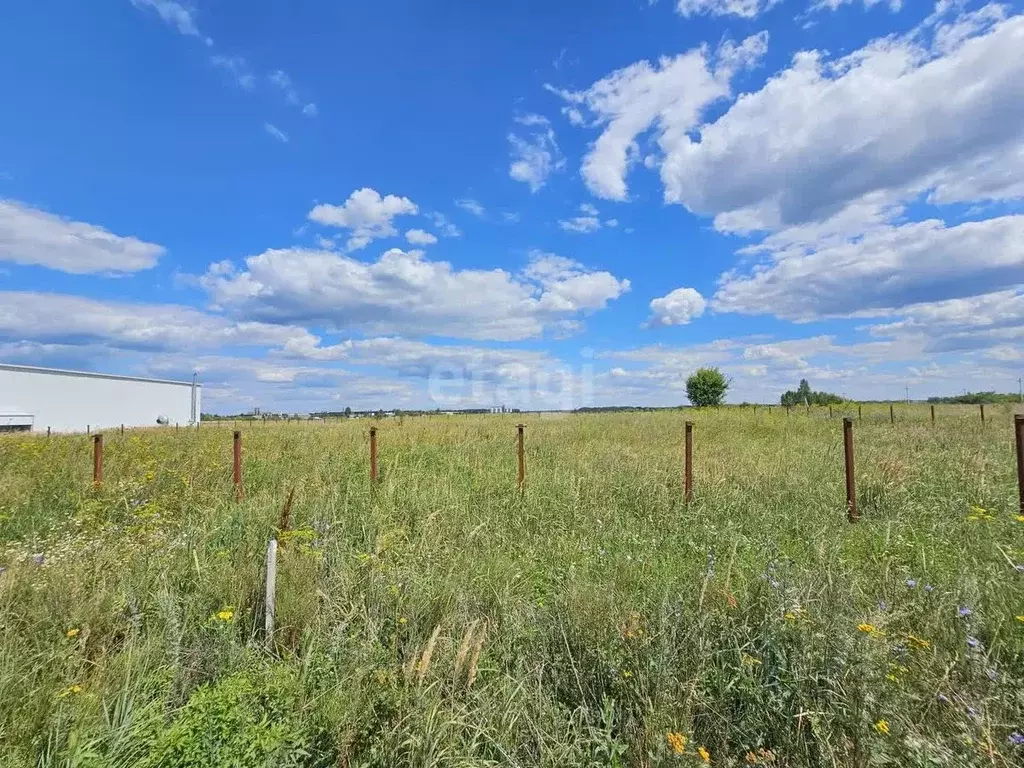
233,430 -> 243,501
980,403 -> 985,425
369,427 -> 378,484
1015,415 -> 1024,516
931,404 -> 935,424
516,424 -> 525,490
843,418 -> 857,522
93,434 -> 103,488
858,404 -> 862,421
684,421 -> 694,504
890,404 -> 895,425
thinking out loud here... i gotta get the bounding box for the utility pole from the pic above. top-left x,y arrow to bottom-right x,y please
905,384 -> 910,404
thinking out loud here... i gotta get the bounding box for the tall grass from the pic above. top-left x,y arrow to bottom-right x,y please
1,405 -> 1023,766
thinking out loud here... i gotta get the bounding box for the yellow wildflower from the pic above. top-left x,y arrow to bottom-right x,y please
874,720 -> 889,735
741,652 -> 762,666
746,752 -> 758,765
857,623 -> 875,633
1016,615 -> 1024,623
784,612 -> 796,621
906,633 -> 931,650
66,628 -> 80,638
398,617 -> 408,625
622,670 -> 633,679
1017,516 -> 1024,523
215,609 -> 234,622
697,745 -> 711,762
57,684 -> 83,698
666,731 -> 687,755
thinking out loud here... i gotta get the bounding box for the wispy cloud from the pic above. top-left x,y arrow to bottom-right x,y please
264,123 -> 289,143
130,0 -> 212,45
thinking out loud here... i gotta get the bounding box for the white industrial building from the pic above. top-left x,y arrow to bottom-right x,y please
0,363 -> 200,433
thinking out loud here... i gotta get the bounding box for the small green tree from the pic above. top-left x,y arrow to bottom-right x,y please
686,367 -> 729,407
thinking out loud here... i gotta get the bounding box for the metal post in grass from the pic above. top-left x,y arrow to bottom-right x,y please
980,403 -> 985,425
46,426 -> 51,438
516,424 -> 526,490
843,418 -> 858,522
93,434 -> 103,488
1015,415 -> 1024,516
684,421 -> 694,504
890,404 -> 895,425
931,404 -> 935,424
265,538 -> 277,651
858,404 -> 862,421
829,405 -> 833,419
369,427 -> 378,484
233,430 -> 244,501
120,423 -> 124,435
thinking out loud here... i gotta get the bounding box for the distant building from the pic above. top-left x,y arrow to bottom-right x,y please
0,363 -> 200,433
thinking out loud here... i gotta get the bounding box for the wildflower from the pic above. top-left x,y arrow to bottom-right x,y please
666,732 -> 686,755
958,606 -> 972,618
1009,732 -> 1024,747
746,753 -> 758,765
697,745 -> 710,763
905,579 -> 917,589
741,652 -> 762,667
966,706 -> 979,719
966,636 -> 981,649
936,693 -> 950,704
57,684 -> 83,698
1016,616 -> 1024,623
1017,516 -> 1024,523
66,628 -> 80,638
878,601 -> 889,612
622,670 -> 633,679
215,609 -> 234,622
874,720 -> 890,735
858,623 -> 876,633
924,584 -> 934,594
906,634 -> 931,650
784,612 -> 797,622
398,617 -> 408,625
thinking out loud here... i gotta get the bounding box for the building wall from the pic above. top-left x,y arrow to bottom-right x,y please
0,365 -> 200,433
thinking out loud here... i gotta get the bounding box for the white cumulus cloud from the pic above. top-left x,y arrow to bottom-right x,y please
200,247 -> 629,341
308,188 -> 419,251
647,287 -> 707,326
508,115 -> 566,192
0,200 -> 164,274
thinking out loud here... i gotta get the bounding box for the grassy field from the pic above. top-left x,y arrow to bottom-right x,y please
1,405 -> 1023,767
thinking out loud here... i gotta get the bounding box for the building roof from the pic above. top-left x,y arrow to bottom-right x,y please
0,363 -> 200,388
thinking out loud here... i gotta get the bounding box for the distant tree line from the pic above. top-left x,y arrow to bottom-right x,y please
926,391 -> 1022,405
780,379 -> 843,407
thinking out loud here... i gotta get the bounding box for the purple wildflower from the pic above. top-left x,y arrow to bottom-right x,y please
967,707 -> 979,719
958,606 -> 972,618
924,584 -> 934,593
878,601 -> 889,612
936,693 -> 950,704
905,578 -> 917,589
1009,732 -> 1024,747
967,636 -> 981,649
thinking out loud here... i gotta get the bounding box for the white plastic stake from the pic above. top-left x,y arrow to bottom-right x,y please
265,539 -> 277,649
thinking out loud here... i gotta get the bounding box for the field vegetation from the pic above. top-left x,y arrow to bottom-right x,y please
1,405 -> 1023,767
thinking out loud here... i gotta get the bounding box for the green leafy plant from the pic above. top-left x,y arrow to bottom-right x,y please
685,367 -> 729,407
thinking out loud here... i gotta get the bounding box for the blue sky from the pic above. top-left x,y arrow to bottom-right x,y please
2,0 -> 1023,412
